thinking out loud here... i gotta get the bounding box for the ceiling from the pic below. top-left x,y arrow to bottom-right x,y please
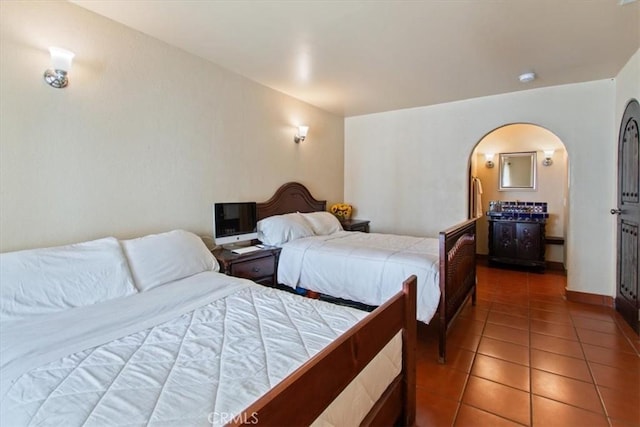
71,0 -> 639,117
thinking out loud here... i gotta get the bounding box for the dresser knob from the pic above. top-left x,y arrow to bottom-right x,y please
252,267 -> 260,273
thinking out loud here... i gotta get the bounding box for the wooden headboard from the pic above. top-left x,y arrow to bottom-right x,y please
256,182 -> 326,220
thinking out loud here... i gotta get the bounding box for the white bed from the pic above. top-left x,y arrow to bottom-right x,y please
0,230 -> 413,426
256,182 -> 477,363
277,231 -> 441,323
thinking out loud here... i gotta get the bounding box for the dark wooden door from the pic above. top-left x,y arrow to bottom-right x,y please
516,222 -> 541,261
493,221 -> 516,259
614,99 -> 639,334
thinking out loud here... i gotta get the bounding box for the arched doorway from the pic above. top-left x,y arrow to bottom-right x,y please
468,123 -> 569,270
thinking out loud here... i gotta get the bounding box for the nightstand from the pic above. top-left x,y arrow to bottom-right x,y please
340,219 -> 370,233
212,247 -> 281,286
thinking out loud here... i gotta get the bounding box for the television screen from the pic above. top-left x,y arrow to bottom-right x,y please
213,202 -> 257,245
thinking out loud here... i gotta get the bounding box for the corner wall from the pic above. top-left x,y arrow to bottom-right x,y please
0,1 -> 344,251
345,80 -> 615,297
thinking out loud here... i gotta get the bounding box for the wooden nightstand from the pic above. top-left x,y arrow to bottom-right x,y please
340,219 -> 370,233
212,247 -> 281,286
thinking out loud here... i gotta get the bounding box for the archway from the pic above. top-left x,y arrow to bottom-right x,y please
468,123 -> 569,270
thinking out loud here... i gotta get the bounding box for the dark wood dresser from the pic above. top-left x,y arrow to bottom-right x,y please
488,219 -> 546,269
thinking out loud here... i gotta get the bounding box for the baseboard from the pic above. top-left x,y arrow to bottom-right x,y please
546,261 -> 566,272
565,290 -> 615,308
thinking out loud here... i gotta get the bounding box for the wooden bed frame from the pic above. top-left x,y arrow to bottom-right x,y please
230,276 -> 417,426
256,182 -> 477,363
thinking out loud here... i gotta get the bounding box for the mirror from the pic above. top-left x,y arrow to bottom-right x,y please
499,151 -> 537,191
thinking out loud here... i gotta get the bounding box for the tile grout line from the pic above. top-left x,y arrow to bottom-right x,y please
449,295 -> 489,426
568,301 -> 612,426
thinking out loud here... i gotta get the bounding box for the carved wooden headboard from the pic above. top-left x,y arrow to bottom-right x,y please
256,182 -> 327,220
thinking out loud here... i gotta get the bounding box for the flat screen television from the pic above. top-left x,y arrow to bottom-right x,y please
213,202 -> 258,247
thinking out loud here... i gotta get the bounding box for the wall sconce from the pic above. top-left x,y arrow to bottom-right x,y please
44,47 -> 75,89
294,125 -> 309,143
485,153 -> 495,168
543,149 -> 554,166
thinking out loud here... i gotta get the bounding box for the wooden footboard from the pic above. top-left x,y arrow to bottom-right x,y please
438,218 -> 477,363
230,276 -> 417,426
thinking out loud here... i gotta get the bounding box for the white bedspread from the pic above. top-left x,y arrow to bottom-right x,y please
278,231 -> 441,323
1,272 -> 400,426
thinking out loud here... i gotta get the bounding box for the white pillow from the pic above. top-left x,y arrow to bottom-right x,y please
0,237 -> 137,323
257,213 -> 315,246
121,230 -> 219,292
301,211 -> 343,235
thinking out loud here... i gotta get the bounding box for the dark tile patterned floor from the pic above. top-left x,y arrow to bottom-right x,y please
415,264 -> 640,426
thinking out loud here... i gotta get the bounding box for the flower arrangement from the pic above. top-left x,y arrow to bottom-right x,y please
330,203 -> 353,220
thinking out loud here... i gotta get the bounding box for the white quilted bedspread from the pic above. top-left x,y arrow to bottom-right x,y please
1,272 -> 400,427
278,231 -> 440,323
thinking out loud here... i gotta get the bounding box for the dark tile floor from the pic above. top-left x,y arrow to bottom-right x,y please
415,264 -> 640,427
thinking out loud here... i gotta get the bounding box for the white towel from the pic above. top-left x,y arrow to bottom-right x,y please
475,178 -> 484,218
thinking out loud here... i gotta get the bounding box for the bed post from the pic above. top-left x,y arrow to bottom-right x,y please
402,275 -> 417,426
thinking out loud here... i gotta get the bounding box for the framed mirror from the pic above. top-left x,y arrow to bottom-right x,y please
499,151 -> 537,191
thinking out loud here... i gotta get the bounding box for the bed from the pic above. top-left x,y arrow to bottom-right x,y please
0,230 -> 416,426
257,182 -> 477,363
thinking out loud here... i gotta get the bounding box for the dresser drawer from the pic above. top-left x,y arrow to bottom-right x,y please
231,255 -> 275,280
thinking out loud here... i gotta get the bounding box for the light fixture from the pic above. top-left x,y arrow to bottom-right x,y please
294,125 -> 309,143
44,47 -> 75,89
518,72 -> 536,83
485,153 -> 495,168
542,149 -> 554,166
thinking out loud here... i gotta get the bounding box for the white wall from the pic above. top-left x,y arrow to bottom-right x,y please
0,1 -> 344,251
346,80 -> 615,297
616,50 -> 639,128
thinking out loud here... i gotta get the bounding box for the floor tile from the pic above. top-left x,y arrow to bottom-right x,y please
581,343 -> 640,370
529,319 -> 578,341
416,263 -> 640,427
415,388 -> 459,427
447,331 -> 482,353
483,323 -> 529,347
462,376 -> 530,425
470,354 -> 529,391
599,385 -> 640,425
529,299 -> 569,313
531,369 -> 603,413
486,311 -> 530,331
570,309 -> 616,324
530,332 -> 584,359
589,362 -> 640,394
454,404 -> 524,427
572,316 -> 622,334
531,395 -> 608,427
416,360 -> 468,401
489,302 -> 529,318
443,347 -> 477,374
576,328 -> 636,353
609,417 -> 640,427
529,308 -> 572,324
452,317 -> 486,336
530,349 -> 592,382
477,336 -> 529,366
458,305 -> 489,322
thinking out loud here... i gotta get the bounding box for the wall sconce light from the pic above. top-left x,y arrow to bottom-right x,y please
543,149 -> 554,166
294,125 -> 309,143
485,153 -> 495,168
44,47 -> 75,89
